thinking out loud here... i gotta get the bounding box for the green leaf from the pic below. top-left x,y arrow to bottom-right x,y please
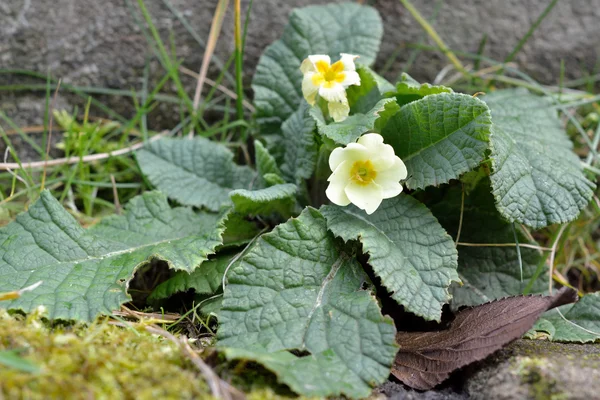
280,105 -> 318,184
254,140 -> 283,187
252,3 -> 383,134
0,191 -> 225,321
263,173 -> 286,186
218,208 -> 397,398
381,93 -> 492,190
484,89 -> 595,229
386,73 -> 453,106
532,293 -> 600,343
427,179 -> 547,309
0,350 -> 40,373
311,98 -> 396,145
321,196 -> 459,322
229,184 -> 297,216
149,253 -> 235,301
220,213 -> 260,249
346,66 -> 395,114
136,137 -> 255,211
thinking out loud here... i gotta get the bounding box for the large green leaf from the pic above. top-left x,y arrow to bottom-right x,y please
346,66 -> 395,114
531,293 -> 600,343
218,208 -> 397,398
136,137 -> 255,211
229,184 -> 297,216
311,98 -> 397,145
0,191 -> 226,321
427,179 -> 547,309
386,73 -> 453,107
254,140 -> 283,187
149,253 -> 235,301
484,89 -> 595,229
381,93 -> 492,190
252,3 -> 383,134
321,196 -> 459,322
280,104 -> 318,184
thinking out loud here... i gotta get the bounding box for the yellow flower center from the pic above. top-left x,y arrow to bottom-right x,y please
350,160 -> 377,186
312,60 -> 346,89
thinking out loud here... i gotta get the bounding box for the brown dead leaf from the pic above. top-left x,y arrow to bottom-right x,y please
392,287 -> 578,390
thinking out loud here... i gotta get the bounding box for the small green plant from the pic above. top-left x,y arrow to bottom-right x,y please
1,2 -> 600,399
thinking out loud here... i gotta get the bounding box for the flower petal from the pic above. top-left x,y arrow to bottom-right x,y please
345,180 -> 383,215
339,53 -> 359,71
308,55 -> 331,73
340,70 -> 360,88
326,160 -> 352,206
328,143 -> 370,171
302,73 -> 319,105
328,100 -> 350,122
318,82 -> 347,103
358,133 -> 396,170
300,58 -> 316,74
375,157 -> 408,199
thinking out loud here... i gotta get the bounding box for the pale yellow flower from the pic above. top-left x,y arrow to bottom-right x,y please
300,54 -> 360,122
326,133 -> 408,214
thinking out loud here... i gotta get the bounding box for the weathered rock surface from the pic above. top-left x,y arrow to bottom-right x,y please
376,339 -> 600,400
1,0 -> 599,156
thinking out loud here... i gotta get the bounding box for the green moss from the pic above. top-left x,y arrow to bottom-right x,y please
0,309 -> 213,399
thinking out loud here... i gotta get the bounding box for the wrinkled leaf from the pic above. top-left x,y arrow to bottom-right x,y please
531,293 -> 600,343
321,196 -> 459,322
381,93 -> 492,190
393,287 -> 578,390
280,104 -> 318,184
136,137 -> 255,211
386,73 -> 453,106
484,89 -> 595,229
347,66 -> 395,114
218,208 -> 397,399
0,191 -> 225,321
428,179 -> 547,309
311,98 -> 397,145
254,140 -> 283,187
229,184 -> 297,216
220,213 -> 260,249
149,253 -> 235,301
252,3 -> 383,133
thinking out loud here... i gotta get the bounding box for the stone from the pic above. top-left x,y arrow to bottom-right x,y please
1,0 -> 599,152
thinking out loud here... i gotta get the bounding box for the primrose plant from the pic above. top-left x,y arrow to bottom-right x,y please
0,2 -> 598,399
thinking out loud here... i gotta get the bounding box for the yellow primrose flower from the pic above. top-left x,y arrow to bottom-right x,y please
300,54 -> 361,122
326,133 -> 407,214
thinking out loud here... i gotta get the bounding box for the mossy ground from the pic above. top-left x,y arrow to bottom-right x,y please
0,309 -> 309,400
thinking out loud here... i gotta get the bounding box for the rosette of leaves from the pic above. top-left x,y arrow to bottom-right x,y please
1,2 -> 598,399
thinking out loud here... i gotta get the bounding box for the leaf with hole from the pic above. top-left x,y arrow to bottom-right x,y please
392,287 -> 578,390
218,208 -> 397,399
381,93 -> 492,190
0,191 -> 226,321
252,2 -> 383,134
321,195 -> 459,322
136,137 -> 255,211
484,89 -> 595,229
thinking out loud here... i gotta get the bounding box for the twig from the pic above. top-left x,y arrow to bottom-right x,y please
0,133 -> 165,170
41,78 -> 62,191
179,66 -> 255,112
110,175 -> 122,215
455,184 -> 465,245
398,0 -> 468,76
548,224 -> 569,294
144,325 -> 233,400
222,227 -> 268,292
457,242 -> 552,251
192,0 -> 230,115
